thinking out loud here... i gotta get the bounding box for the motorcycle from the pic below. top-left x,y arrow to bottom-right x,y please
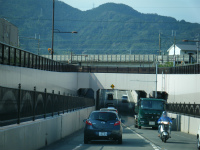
158,121 -> 171,143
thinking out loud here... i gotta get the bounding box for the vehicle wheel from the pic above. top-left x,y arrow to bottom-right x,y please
135,124 -> 138,128
84,136 -> 89,144
197,138 -> 200,149
118,136 -> 122,144
138,125 -> 141,129
164,137 -> 167,143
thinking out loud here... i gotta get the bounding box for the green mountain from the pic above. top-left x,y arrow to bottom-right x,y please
0,0 -> 200,55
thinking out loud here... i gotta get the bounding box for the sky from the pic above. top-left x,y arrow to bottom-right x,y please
59,0 -> 200,24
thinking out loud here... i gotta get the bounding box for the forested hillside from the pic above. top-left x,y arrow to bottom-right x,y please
0,0 -> 199,54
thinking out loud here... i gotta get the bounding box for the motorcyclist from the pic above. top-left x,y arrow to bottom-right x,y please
157,111 -> 172,137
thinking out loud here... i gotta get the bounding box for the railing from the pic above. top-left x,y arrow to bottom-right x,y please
42,54 -> 191,64
0,85 -> 95,127
0,42 -> 78,72
1,42 -> 200,74
167,102 -> 200,117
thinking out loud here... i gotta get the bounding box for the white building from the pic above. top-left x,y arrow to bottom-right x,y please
167,44 -> 198,55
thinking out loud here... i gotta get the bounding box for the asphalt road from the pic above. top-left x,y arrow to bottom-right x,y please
39,90 -> 197,150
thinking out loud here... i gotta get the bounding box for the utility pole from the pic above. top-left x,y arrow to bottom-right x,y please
172,30 -> 176,67
159,32 -> 161,55
35,34 -> 40,55
51,0 -> 55,60
196,34 -> 199,64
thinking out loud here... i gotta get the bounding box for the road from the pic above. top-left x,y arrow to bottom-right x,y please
39,90 -> 197,150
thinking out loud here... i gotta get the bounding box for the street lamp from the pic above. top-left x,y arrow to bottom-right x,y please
54,29 -> 78,34
51,0 -> 78,60
183,38 -> 200,64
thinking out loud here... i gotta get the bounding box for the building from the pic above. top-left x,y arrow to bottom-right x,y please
167,44 -> 198,55
0,18 -> 19,47
167,44 -> 199,63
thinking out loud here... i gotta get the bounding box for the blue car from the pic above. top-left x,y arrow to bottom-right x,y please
83,110 -> 123,144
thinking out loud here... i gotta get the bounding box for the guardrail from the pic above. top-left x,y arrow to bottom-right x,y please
167,102 -> 200,117
0,85 -> 95,127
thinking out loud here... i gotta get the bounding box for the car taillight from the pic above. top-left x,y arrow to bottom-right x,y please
114,121 -> 121,126
86,120 -> 92,126
116,110 -> 118,113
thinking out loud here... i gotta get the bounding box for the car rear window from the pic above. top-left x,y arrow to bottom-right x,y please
90,112 -> 117,121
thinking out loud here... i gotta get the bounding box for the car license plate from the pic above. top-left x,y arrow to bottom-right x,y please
99,132 -> 107,136
149,121 -> 155,125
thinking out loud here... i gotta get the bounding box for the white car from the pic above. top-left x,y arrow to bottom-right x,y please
121,95 -> 129,103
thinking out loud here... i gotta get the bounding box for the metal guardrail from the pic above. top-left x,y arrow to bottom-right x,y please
167,102 -> 200,117
0,85 -> 95,127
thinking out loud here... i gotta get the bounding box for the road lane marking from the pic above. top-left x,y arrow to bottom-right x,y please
116,90 -> 118,105
72,144 -> 82,150
125,126 -> 161,150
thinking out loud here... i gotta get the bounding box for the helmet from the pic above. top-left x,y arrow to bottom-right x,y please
162,111 -> 167,117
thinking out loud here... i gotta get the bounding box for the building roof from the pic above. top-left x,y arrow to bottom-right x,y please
176,44 -> 197,51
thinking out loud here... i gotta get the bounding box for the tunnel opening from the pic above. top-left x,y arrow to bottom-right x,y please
96,89 -> 136,117
135,90 -> 147,100
149,91 -> 168,100
77,88 -> 94,99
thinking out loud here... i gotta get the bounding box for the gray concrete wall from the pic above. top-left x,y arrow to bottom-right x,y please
0,107 -> 95,150
78,72 -> 200,104
1,65 -> 199,104
157,74 -> 200,103
0,65 -> 78,95
168,113 -> 200,135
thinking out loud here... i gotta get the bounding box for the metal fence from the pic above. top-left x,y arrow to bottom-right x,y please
42,54 -> 191,64
78,64 -> 200,74
0,42 -> 78,72
0,85 -> 95,127
1,42 -> 200,74
167,102 -> 200,117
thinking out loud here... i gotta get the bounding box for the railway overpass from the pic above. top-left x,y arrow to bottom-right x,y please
42,54 -> 194,67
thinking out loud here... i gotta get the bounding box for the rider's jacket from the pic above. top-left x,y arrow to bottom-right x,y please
157,116 -> 172,124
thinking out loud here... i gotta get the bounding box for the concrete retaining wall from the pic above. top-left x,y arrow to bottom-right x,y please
0,107 -> 95,150
1,65 -> 200,104
168,113 -> 200,135
0,65 -> 78,95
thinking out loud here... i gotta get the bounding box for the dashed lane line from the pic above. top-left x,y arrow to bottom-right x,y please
125,126 -> 162,150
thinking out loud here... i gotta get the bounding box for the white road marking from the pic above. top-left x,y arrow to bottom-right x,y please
72,144 -> 82,150
126,126 -> 162,150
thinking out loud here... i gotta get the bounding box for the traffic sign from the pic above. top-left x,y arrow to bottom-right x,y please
110,84 -> 115,89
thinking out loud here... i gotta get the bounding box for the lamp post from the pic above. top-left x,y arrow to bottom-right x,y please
183,38 -> 200,64
51,0 -> 77,60
54,29 -> 78,34
51,0 -> 55,60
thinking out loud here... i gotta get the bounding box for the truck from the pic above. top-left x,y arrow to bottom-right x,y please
134,98 -> 166,129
